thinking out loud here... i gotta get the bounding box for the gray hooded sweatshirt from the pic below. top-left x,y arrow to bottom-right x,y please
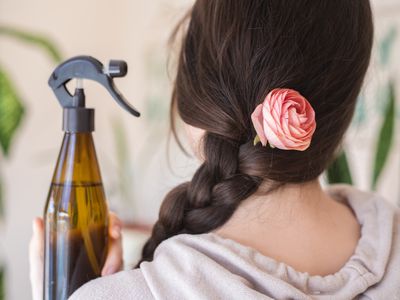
70,184 -> 400,299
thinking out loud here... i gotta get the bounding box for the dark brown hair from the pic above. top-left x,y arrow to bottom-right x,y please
136,0 -> 374,265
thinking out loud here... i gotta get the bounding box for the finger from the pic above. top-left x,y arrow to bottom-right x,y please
101,233 -> 123,276
29,217 -> 44,300
102,214 -> 123,276
29,217 -> 44,262
108,212 -> 122,239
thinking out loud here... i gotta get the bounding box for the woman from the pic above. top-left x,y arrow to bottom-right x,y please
31,1 -> 400,299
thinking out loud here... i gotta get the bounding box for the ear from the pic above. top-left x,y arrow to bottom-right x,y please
183,123 -> 206,161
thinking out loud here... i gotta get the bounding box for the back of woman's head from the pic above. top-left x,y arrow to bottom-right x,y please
137,0 -> 373,265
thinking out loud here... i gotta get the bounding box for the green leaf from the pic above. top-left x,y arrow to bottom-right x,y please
253,135 -> 260,146
0,67 -> 25,156
372,81 -> 396,190
0,26 -> 62,63
0,266 -> 4,300
327,150 -> 353,185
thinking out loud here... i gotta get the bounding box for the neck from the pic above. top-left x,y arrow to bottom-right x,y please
213,178 -> 348,234
212,179 -> 361,276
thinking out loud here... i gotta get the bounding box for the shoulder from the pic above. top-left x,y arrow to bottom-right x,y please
68,268 -> 153,300
328,184 -> 400,295
68,235 -> 233,300
325,183 -> 399,216
365,198 -> 400,296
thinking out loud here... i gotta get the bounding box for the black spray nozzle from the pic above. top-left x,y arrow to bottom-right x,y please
48,55 -> 140,117
107,60 -> 127,78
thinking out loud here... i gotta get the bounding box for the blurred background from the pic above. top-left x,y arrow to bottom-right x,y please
0,0 -> 399,299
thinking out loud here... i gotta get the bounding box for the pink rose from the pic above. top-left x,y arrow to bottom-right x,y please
251,88 -> 316,151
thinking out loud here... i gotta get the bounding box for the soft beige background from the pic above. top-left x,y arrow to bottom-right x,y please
0,1 -> 399,299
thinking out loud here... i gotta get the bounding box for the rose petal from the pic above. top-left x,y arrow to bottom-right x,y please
251,104 -> 268,146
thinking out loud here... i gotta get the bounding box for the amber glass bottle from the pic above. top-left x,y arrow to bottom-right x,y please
44,56 -> 140,299
43,132 -> 108,299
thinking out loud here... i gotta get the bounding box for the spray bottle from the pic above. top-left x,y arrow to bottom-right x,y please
43,56 -> 140,299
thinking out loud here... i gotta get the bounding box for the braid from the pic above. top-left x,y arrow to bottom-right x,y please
136,133 -> 262,266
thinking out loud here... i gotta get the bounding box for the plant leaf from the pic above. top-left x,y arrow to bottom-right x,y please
0,266 -> 4,300
253,135 -> 260,146
327,150 -> 353,185
0,26 -> 62,63
372,81 -> 396,190
0,67 -> 25,156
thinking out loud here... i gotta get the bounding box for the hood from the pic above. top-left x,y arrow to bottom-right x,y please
139,184 -> 400,299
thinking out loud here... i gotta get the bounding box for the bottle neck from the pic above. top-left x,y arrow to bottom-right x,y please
52,132 -> 103,185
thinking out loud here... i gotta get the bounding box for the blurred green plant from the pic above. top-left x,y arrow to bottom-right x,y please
379,27 -> 397,67
0,24 -> 62,210
327,85 -> 396,189
326,27 -> 397,191
372,82 -> 396,189
327,151 -> 353,185
0,267 -> 3,300
0,26 -> 62,62
0,68 -> 24,157
0,25 -> 62,300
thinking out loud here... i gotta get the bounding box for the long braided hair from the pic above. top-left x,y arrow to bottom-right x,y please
136,0 -> 373,266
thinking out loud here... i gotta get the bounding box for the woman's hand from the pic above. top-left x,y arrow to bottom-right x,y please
29,212 -> 123,300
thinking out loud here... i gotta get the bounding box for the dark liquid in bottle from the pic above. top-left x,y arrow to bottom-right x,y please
44,183 -> 108,300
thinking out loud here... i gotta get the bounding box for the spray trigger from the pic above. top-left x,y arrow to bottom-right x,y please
48,55 -> 140,117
